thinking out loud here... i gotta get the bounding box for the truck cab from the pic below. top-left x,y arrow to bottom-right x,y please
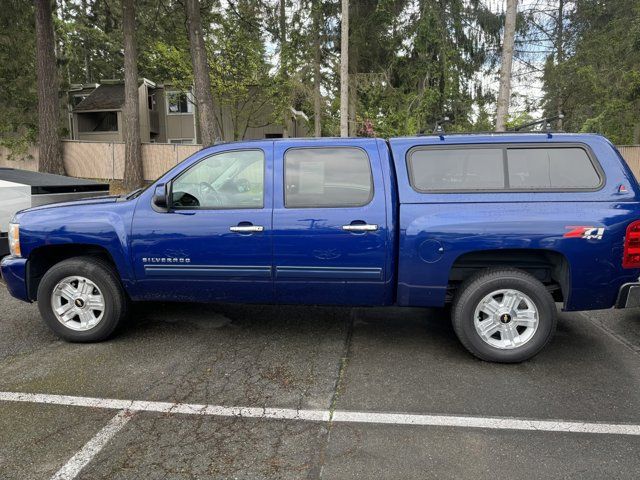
2,134 -> 640,363
131,138 -> 395,307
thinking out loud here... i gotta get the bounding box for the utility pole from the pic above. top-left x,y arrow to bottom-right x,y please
340,0 -> 349,137
495,0 -> 518,132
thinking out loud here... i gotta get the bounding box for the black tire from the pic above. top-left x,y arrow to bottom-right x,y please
37,256 -> 128,342
451,268 -> 557,363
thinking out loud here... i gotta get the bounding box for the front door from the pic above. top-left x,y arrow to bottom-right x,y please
130,145 -> 274,303
272,140 -> 390,305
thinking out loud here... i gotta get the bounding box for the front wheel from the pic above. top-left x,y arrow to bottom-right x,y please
451,268 -> 557,363
37,256 -> 128,342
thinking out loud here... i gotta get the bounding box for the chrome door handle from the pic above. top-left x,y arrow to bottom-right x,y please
342,224 -> 378,232
229,225 -> 264,233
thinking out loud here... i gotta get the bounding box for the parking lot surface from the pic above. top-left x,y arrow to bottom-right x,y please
0,284 -> 639,479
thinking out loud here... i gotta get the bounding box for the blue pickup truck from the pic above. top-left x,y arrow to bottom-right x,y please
2,133 -> 640,362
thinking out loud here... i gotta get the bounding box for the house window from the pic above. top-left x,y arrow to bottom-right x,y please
77,112 -> 118,133
168,138 -> 194,145
148,93 -> 156,110
71,95 -> 88,107
166,91 -> 193,114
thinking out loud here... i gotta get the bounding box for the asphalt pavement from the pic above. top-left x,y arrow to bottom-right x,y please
0,283 -> 639,479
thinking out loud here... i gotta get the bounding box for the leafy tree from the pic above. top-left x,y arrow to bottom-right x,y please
347,0 -> 501,136
57,0 -> 123,84
0,1 -> 38,156
542,0 -> 640,143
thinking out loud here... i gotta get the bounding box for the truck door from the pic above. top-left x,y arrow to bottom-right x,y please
272,139 -> 390,305
130,144 -> 274,303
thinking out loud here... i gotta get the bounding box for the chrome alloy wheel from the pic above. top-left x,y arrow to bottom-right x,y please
473,289 -> 539,350
50,276 -> 105,331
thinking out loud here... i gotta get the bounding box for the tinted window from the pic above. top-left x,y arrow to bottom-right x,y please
285,147 -> 373,208
507,148 -> 600,189
172,150 -> 264,209
408,148 -> 504,191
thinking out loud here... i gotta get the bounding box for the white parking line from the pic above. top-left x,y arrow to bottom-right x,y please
1,391 -> 640,437
49,410 -> 133,480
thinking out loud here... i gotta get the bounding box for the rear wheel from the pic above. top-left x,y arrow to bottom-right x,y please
452,268 -> 557,363
37,256 -> 128,342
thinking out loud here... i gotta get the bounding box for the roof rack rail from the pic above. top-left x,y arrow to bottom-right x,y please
510,114 -> 564,133
432,116 -> 451,135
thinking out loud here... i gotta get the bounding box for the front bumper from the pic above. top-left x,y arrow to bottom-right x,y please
0,256 -> 29,302
615,282 -> 640,308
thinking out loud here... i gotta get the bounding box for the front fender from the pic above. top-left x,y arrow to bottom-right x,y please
17,201 -> 136,290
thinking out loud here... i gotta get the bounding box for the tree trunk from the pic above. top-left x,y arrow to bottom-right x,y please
34,0 -> 64,175
555,0 -> 564,131
280,0 -> 289,137
495,0 -> 517,132
339,0 -> 349,137
122,0 -> 143,190
312,0 -> 322,137
81,0 -> 91,83
185,0 -> 219,145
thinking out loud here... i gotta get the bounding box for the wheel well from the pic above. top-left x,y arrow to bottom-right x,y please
447,249 -> 570,304
27,244 -> 118,301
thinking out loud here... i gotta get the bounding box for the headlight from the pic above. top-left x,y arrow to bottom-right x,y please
8,223 -> 20,257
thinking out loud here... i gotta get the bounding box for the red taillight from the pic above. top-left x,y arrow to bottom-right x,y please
623,220 -> 640,268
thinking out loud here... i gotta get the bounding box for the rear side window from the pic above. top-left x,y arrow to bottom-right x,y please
407,144 -> 602,192
507,147 -> 601,189
408,148 -> 505,191
284,147 -> 373,208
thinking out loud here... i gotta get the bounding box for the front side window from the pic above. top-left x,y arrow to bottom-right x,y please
408,148 -> 505,191
171,150 -> 264,209
507,147 -> 601,189
284,147 -> 373,208
166,91 -> 193,114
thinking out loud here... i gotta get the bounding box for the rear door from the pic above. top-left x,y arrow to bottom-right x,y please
272,139 -> 390,305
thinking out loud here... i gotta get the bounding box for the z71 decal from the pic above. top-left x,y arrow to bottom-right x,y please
563,226 -> 605,240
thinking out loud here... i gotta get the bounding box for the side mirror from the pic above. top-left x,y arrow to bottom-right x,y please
152,183 -> 169,209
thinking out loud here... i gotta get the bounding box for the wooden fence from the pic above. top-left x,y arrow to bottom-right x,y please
0,141 -> 201,181
618,146 -> 640,179
1,141 -> 640,183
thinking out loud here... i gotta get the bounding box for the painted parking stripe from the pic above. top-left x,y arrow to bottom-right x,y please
0,391 -> 329,422
1,391 -> 640,436
50,410 -> 133,480
330,411 -> 640,436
